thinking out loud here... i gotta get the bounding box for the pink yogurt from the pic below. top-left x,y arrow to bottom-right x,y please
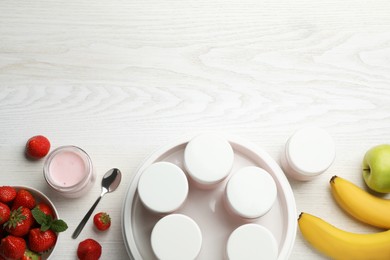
44,146 -> 95,198
49,151 -> 86,187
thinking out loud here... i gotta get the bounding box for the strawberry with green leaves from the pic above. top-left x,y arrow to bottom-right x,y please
0,235 -> 26,259
28,207 -> 67,253
34,203 -> 54,219
0,186 -> 16,204
0,202 -> 10,225
93,212 -> 111,231
12,189 -> 36,210
31,207 -> 67,233
4,207 -> 34,237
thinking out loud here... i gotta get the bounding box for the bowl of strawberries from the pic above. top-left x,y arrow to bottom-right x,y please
0,186 -> 67,260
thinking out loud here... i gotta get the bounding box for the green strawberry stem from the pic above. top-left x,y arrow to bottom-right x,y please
3,206 -> 26,229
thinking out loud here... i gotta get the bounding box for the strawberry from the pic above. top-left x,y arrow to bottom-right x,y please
0,203 -> 10,225
77,239 -> 102,260
26,208 -> 67,254
0,235 -> 26,259
28,228 -> 57,253
4,207 -> 34,237
25,135 -> 50,159
31,207 -> 67,233
12,189 -> 35,210
0,186 -> 17,204
22,249 -> 42,260
93,212 -> 111,231
34,203 -> 54,219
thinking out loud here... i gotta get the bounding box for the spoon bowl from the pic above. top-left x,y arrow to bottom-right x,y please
72,168 -> 122,239
101,168 -> 122,194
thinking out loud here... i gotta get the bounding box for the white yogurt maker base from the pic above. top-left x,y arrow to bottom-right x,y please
122,134 -> 297,260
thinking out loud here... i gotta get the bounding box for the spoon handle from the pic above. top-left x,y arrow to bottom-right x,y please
72,195 -> 102,239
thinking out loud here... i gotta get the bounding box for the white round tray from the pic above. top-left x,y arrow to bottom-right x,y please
121,134 -> 297,260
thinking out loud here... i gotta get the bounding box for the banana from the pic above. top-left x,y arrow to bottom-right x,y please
330,175 -> 390,229
298,212 -> 390,260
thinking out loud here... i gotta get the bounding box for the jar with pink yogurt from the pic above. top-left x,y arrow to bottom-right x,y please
43,146 -> 96,198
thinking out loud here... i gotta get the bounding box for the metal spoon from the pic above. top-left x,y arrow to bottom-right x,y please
72,168 -> 122,239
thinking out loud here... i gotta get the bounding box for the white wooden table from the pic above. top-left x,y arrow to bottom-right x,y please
1,0 -> 390,259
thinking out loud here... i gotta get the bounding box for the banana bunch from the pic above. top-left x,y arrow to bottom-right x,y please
299,175 -> 390,259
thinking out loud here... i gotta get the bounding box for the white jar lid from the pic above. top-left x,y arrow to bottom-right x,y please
285,126 -> 335,177
225,166 -> 277,219
151,214 -> 202,260
137,162 -> 189,214
226,224 -> 278,260
184,133 -> 234,187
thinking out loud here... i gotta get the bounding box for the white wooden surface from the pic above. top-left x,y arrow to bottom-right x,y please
1,0 -> 390,259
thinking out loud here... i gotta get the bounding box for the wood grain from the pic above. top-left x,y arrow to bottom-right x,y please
1,0 -> 390,259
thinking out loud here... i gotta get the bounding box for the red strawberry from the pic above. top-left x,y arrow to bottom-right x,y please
77,239 -> 102,260
0,203 -> 10,225
25,135 -> 50,159
93,212 -> 111,231
34,203 -> 54,218
0,235 -> 26,259
28,228 -> 57,253
12,189 -> 35,210
0,186 -> 17,204
22,249 -> 42,260
4,207 -> 34,237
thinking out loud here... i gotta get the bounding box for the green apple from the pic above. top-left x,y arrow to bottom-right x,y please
363,144 -> 390,193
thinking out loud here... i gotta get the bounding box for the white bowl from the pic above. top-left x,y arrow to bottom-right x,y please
12,186 -> 60,260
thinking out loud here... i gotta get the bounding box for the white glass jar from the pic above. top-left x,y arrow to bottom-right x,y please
151,214 -> 202,260
225,166 -> 277,220
43,146 -> 95,198
184,133 -> 234,189
137,162 -> 189,214
281,126 -> 336,181
226,224 -> 278,260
